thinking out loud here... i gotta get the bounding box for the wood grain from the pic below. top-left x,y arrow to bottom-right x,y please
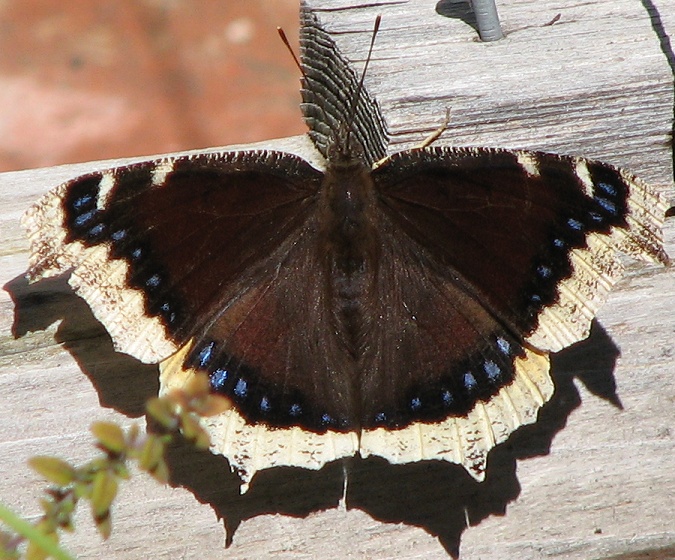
1,0 -> 674,558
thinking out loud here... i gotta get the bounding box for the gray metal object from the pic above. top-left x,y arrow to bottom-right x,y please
471,0 -> 504,41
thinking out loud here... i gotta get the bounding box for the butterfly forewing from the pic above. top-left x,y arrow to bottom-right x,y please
24,150 -> 324,362
374,146 -> 668,352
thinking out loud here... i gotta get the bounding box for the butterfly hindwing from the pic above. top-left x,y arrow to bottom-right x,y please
179,223 -> 361,431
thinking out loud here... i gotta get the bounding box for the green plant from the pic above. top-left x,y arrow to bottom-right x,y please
0,374 -> 228,560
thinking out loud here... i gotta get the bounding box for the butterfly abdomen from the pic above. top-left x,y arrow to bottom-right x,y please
317,158 -> 382,359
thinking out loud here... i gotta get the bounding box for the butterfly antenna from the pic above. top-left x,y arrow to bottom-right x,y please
344,15 -> 381,150
277,26 -> 306,79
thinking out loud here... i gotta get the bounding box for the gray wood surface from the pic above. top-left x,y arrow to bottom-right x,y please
1,0 -> 674,558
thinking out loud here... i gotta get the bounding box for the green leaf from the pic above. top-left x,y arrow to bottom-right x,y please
91,422 -> 126,454
90,471 -> 118,519
28,457 -> 76,486
146,397 -> 178,429
0,503 -> 74,560
138,436 -> 165,473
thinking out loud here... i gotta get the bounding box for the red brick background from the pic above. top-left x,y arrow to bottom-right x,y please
0,1 -> 303,172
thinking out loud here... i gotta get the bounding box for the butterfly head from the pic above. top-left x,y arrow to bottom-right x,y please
326,122 -> 367,169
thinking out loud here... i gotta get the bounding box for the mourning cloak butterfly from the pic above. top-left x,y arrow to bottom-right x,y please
22,13 -> 669,490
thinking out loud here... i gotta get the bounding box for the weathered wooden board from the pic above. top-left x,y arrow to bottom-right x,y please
1,0 -> 674,558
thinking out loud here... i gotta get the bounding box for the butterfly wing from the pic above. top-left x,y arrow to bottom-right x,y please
357,146 -> 668,478
373,147 -> 668,352
23,150 -> 369,485
23,151 -> 324,363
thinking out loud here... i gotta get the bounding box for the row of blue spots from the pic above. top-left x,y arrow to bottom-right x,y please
594,181 -> 619,218
395,335 -> 517,423
564,179 -> 620,235
66,176 -> 180,331
525,174 -> 625,324
524,216 -> 579,316
189,340 -> 321,427
71,201 -> 107,243
110,227 -> 179,328
67,178 -> 107,243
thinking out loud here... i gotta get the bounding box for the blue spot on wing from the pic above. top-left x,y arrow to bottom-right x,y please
260,396 -> 271,413
567,218 -> 583,231
483,360 -> 501,381
596,181 -> 617,196
111,229 -> 127,242
210,368 -> 229,391
146,274 -> 161,289
596,196 -> 618,215
72,193 -> 95,211
74,209 -> 97,228
234,377 -> 248,398
463,372 -> 477,391
496,337 -> 511,355
197,341 -> 216,368
537,264 -> 552,279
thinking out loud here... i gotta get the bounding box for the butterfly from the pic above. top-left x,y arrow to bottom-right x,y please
21,11 -> 669,491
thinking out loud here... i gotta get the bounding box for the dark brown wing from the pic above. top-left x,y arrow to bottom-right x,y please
373,147 -> 668,353
177,218 -> 360,431
23,150 -> 324,364
356,220 -> 535,427
354,146 -> 667,478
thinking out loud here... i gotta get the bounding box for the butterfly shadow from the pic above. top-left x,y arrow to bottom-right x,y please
162,320 -> 622,558
7,274 -> 620,558
7,272 -> 159,417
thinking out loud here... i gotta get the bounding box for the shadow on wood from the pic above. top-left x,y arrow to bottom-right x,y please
6,272 -> 623,557
7,272 -> 158,417
435,0 -> 478,33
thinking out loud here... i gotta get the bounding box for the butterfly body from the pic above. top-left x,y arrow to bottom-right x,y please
21,14 -> 669,485
318,145 -> 381,354
23,141 -> 668,450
